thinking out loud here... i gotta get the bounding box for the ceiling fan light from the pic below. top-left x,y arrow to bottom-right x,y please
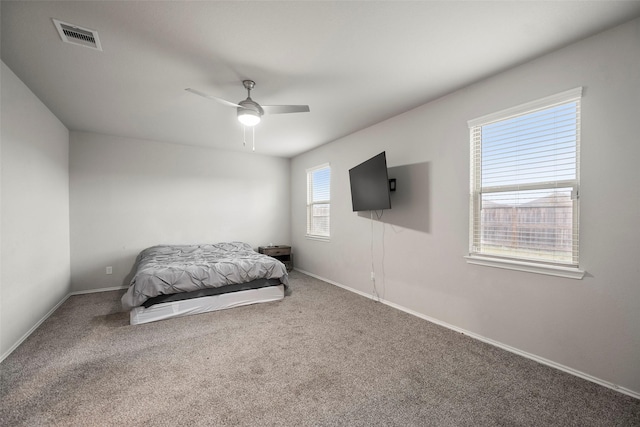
238,109 -> 261,126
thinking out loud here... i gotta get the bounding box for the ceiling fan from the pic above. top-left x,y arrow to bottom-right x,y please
186,80 -> 310,127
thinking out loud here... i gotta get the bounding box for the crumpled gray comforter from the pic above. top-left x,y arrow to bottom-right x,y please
121,242 -> 289,310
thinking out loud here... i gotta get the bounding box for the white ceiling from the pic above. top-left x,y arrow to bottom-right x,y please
2,1 -> 639,158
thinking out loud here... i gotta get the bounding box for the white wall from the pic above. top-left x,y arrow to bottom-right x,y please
69,132 -> 291,292
1,61 -> 70,359
291,19 -> 640,394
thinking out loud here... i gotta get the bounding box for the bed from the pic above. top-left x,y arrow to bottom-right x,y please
121,242 -> 289,325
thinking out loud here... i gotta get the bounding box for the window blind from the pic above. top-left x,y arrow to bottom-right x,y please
469,88 -> 581,266
307,164 -> 331,238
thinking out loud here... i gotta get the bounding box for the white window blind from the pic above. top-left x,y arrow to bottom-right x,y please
307,164 -> 331,238
469,88 -> 581,267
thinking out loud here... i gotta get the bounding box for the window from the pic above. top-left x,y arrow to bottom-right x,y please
467,88 -> 584,278
307,163 -> 331,239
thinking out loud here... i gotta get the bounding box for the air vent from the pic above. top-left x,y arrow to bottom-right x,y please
53,19 -> 102,51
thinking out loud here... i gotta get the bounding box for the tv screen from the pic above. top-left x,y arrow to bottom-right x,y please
349,151 -> 392,212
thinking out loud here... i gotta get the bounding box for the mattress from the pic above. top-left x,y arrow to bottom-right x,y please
141,277 -> 282,307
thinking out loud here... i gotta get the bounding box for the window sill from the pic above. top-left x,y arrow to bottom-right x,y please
306,234 -> 330,242
464,255 -> 585,280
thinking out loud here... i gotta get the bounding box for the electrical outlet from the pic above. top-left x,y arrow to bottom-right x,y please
370,271 -> 375,281
106,266 -> 113,275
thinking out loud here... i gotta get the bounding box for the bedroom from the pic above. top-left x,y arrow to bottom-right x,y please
2,1 -> 640,424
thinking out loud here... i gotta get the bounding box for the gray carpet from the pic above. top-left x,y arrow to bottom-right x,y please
1,271 -> 639,426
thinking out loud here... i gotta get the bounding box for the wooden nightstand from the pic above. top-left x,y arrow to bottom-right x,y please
258,245 -> 293,271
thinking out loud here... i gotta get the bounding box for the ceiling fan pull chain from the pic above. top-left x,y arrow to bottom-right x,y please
241,125 -> 256,151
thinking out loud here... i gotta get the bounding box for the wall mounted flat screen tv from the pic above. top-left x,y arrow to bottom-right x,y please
349,151 -> 391,212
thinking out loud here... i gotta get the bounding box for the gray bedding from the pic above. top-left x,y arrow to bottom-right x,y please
121,242 -> 289,310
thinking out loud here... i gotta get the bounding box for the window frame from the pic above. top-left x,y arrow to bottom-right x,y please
465,88 -> 585,279
306,163 -> 331,241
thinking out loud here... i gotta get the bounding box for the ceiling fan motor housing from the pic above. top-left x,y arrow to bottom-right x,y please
238,98 -> 264,116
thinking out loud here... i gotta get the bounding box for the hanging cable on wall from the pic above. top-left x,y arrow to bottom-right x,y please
370,211 -> 380,302
379,210 -> 386,301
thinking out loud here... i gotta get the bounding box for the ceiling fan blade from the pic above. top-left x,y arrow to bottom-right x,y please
185,88 -> 241,108
262,105 -> 310,114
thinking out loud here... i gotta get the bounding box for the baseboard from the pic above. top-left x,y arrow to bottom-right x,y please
294,268 -> 640,400
0,292 -> 71,364
1,285 -> 129,364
